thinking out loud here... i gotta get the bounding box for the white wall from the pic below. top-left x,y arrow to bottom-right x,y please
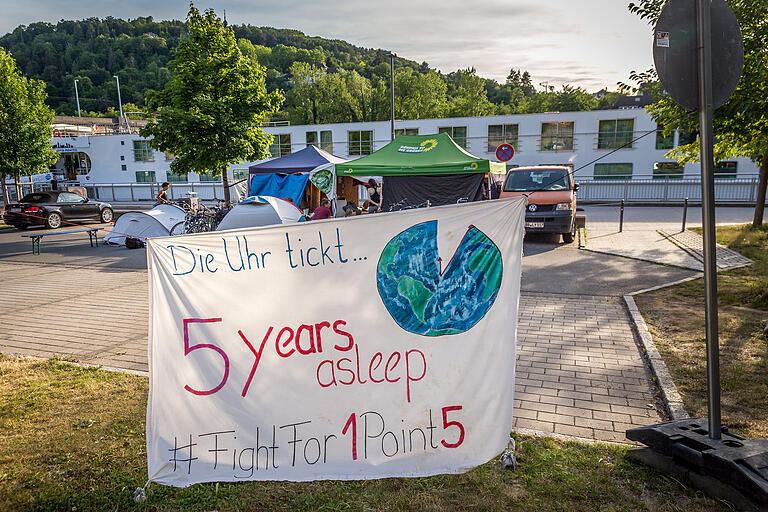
58,108 -> 760,185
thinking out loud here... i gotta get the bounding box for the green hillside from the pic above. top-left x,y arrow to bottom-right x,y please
0,16 -> 617,123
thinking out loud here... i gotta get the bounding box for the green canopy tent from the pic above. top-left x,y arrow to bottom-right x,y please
335,133 -> 506,210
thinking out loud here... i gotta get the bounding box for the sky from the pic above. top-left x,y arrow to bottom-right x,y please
0,0 -> 655,91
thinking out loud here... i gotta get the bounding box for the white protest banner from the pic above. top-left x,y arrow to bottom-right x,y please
146,197 -> 525,486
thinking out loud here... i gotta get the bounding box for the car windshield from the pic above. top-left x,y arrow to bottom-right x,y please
20,193 -> 52,204
503,169 -> 571,192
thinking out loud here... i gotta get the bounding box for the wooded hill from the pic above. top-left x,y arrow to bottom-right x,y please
0,17 -> 622,124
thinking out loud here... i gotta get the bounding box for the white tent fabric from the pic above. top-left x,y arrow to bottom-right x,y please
216,195 -> 303,231
104,204 -> 186,245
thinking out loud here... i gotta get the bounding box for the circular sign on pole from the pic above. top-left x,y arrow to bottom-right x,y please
653,0 -> 743,111
496,143 -> 515,162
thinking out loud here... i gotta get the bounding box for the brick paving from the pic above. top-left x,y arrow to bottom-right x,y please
0,261 -> 664,443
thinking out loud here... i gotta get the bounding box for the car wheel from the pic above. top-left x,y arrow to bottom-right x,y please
100,207 -> 114,223
46,212 -> 62,229
562,224 -> 576,244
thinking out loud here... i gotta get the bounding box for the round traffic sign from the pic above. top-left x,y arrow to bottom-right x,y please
496,143 -> 515,162
653,0 -> 743,111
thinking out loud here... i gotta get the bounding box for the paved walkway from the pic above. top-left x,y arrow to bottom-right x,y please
0,258 -> 664,443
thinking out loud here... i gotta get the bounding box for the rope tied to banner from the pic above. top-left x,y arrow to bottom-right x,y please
133,480 -> 150,503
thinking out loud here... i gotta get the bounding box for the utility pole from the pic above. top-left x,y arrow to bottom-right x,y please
385,51 -> 396,141
696,0 -> 721,440
74,79 -> 81,117
114,75 -> 124,130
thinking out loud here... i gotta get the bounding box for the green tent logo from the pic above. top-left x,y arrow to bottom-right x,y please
397,138 -> 438,154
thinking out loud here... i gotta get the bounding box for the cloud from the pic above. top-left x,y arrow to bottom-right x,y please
0,0 -> 653,90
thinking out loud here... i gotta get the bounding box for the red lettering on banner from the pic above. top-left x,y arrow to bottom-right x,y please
384,352 -> 401,383
336,358 -> 355,385
295,324 -> 316,355
239,327 -> 272,397
332,320 -> 354,351
314,321 -> 331,352
275,327 -> 295,358
182,317 -> 228,396
405,349 -> 427,403
369,352 -> 384,383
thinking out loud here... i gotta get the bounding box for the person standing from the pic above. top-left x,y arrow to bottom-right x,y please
50,175 -> 58,191
367,178 -> 381,213
156,182 -> 170,205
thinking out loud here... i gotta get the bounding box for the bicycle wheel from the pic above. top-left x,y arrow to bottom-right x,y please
170,222 -> 185,236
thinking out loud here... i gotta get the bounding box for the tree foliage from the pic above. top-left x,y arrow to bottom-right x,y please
0,48 -> 58,203
0,17 -> 624,123
625,0 -> 768,225
139,6 -> 282,202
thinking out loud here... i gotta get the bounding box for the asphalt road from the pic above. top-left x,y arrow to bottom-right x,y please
0,221 -> 699,297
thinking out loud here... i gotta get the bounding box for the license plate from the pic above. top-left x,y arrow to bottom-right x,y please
525,221 -> 545,229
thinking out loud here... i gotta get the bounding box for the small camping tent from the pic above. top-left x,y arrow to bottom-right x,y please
216,196 -> 303,231
248,146 -> 347,208
335,133 -> 506,210
104,203 -> 186,245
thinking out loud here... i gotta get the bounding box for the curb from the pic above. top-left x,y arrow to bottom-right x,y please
511,427 -> 632,447
623,294 -> 689,420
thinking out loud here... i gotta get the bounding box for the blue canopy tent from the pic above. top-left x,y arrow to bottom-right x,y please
248,146 -> 348,207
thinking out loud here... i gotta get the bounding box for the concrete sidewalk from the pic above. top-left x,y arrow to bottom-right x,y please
0,259 -> 664,444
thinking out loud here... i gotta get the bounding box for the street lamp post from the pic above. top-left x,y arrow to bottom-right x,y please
114,75 -> 124,130
74,79 -> 81,117
384,51 -> 396,141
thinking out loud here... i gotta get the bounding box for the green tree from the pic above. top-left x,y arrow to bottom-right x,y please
449,68 -> 495,117
0,48 -> 58,205
517,85 -> 598,113
140,5 -> 282,203
625,0 -> 768,226
394,68 -> 448,119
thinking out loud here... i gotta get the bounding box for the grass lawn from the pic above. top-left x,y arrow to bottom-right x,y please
635,224 -> 768,438
0,356 -> 733,512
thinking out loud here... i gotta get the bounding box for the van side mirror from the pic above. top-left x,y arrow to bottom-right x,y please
573,183 -> 580,192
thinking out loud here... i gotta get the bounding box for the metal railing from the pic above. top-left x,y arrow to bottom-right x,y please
576,176 -> 766,204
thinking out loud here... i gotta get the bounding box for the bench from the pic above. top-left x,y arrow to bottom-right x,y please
21,228 -> 100,255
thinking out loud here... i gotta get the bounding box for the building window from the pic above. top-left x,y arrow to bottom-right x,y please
120,155 -> 125,161
597,119 -> 634,149
656,125 -> 674,150
320,130 -> 333,153
167,172 -> 188,183
594,163 -> 633,180
121,140 -> 125,146
395,128 -> 419,137
540,122 -> 574,151
653,162 -> 684,179
233,169 -> 249,181
348,130 -> 374,156
438,126 -> 467,148
121,164 -> 127,171
678,131 -> 698,146
135,171 -> 156,183
133,140 -> 154,162
269,134 -> 292,157
714,161 -> 738,178
198,171 -> 222,182
306,131 -> 317,147
488,124 -> 519,153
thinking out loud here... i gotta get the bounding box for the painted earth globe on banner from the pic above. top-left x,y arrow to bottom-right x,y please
376,221 -> 503,336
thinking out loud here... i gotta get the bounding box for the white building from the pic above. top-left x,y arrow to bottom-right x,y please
38,108 -> 762,204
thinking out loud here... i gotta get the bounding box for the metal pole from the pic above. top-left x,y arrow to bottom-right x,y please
114,75 -> 124,127
619,199 -> 624,232
682,197 -> 689,232
389,52 -> 395,141
74,79 -> 81,117
697,0 -> 721,440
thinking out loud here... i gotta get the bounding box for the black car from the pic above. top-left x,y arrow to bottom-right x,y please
3,191 -> 113,230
